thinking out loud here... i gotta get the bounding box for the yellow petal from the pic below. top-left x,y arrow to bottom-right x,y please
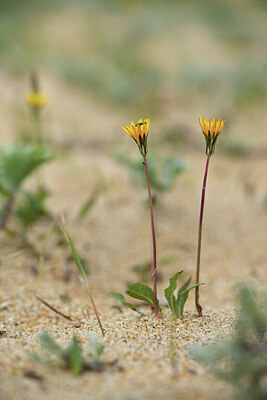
220,119 -> 225,132
123,125 -> 133,137
211,118 -> 217,136
144,118 -> 150,135
216,119 -> 220,132
137,123 -> 142,139
199,116 -> 204,132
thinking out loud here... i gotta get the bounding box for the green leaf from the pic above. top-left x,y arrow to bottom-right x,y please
176,276 -> 191,316
65,336 -> 83,375
36,332 -> 83,375
177,282 -> 205,318
102,292 -> 143,314
16,187 -> 50,228
126,282 -> 154,305
0,144 -> 53,195
38,331 -> 64,357
177,291 -> 189,319
164,271 -> 183,318
181,282 -> 205,298
177,277 -> 191,300
88,333 -> 104,361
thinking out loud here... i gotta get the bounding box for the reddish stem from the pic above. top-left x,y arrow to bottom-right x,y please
143,155 -> 161,318
195,155 -> 211,317
0,195 -> 14,230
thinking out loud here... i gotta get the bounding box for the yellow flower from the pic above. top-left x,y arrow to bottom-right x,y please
26,91 -> 48,109
199,116 -> 225,156
123,118 -> 150,156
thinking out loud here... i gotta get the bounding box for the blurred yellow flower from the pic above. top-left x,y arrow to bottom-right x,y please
26,91 -> 48,109
199,117 -> 225,156
123,118 -> 150,156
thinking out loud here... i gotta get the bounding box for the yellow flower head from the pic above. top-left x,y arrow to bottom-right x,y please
199,116 -> 225,156
123,118 -> 150,156
26,91 -> 48,109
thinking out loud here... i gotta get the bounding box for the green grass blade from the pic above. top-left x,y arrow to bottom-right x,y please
76,195 -> 97,222
61,217 -> 105,336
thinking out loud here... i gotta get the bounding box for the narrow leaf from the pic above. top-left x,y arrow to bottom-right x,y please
181,282 -> 205,297
178,282 -> 205,318
76,195 -> 96,222
65,336 -> 83,375
63,226 -> 87,285
164,271 -> 183,318
38,331 -> 63,356
102,292 -> 143,314
177,277 -> 191,301
88,333 -> 104,361
177,291 -> 189,319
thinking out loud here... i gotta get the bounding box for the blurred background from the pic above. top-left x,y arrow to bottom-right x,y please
0,0 -> 267,148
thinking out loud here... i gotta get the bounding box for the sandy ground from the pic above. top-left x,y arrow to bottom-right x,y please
0,74 -> 267,399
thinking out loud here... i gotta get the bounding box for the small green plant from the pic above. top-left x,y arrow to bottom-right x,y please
16,186 -> 51,230
32,331 -> 83,375
223,140 -> 248,157
32,331 -> 104,375
101,291 -> 144,315
132,260 -> 152,283
165,271 -> 204,319
103,271 -> 203,319
190,284 -> 267,400
0,143 -> 53,230
115,151 -> 185,195
103,282 -> 158,316
88,332 -> 104,361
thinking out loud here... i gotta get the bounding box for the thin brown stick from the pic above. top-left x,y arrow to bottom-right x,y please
26,289 -> 79,323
